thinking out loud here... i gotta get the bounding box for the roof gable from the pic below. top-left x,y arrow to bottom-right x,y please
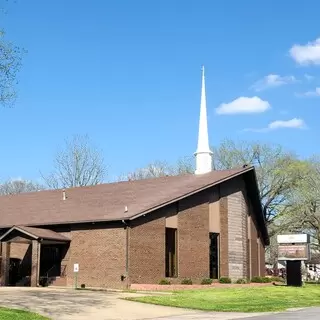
0,225 -> 69,242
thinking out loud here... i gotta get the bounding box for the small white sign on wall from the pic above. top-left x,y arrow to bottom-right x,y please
73,263 -> 79,273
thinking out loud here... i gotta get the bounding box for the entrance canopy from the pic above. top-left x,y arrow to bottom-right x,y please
0,225 -> 70,244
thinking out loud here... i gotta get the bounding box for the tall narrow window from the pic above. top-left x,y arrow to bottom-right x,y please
209,233 -> 219,279
165,228 -> 177,277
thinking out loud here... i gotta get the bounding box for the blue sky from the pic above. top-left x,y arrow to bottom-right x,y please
1,0 -> 320,181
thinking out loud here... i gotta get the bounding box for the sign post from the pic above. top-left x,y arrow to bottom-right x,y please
73,263 -> 79,289
277,234 -> 310,287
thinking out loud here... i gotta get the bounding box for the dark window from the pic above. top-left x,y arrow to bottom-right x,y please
165,228 -> 178,277
209,232 -> 219,279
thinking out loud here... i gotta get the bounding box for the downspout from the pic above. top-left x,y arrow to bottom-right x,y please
121,220 -> 130,289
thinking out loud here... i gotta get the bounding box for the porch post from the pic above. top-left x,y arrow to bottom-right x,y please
31,240 -> 40,287
0,242 -> 11,286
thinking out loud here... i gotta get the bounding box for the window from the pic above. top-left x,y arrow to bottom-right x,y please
209,232 -> 219,279
165,228 -> 177,277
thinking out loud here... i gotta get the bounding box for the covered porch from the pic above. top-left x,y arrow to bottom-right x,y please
0,225 -> 70,287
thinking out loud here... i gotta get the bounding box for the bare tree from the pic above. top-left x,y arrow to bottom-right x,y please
212,139 -> 306,225
42,135 -> 106,189
0,179 -> 44,195
120,161 -> 173,181
212,139 -> 310,266
121,157 -> 194,181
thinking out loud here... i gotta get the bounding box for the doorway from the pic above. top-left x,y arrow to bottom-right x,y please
40,245 -> 62,277
9,258 -> 22,286
209,233 -> 219,279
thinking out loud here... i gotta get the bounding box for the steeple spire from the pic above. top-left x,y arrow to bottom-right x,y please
194,66 -> 213,174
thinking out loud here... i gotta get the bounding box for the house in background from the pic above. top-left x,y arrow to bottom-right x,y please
0,67 -> 269,288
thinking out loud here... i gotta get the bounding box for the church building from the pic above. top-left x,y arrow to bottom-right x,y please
0,67 -> 269,288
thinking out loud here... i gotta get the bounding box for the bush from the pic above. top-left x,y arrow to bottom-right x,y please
159,279 -> 171,285
219,277 -> 232,284
269,276 -> 284,283
235,278 -> 247,284
251,276 -> 263,283
201,278 -> 213,285
181,278 -> 193,285
251,276 -> 272,283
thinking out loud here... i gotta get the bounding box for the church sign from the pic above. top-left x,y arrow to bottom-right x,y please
278,244 -> 310,261
277,234 -> 311,261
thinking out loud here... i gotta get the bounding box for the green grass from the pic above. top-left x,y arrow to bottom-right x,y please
127,284 -> 320,312
0,307 -> 49,320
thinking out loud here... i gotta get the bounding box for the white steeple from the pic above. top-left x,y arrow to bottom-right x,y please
194,66 -> 213,175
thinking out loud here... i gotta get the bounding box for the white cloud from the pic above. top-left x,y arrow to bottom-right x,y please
290,38 -> 320,65
216,96 -> 270,115
268,118 -> 306,129
251,74 -> 296,91
244,118 -> 306,132
304,74 -> 315,81
297,87 -> 320,97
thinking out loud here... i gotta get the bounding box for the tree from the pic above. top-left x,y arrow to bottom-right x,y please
284,157 -> 320,251
0,179 -> 44,195
212,139 -> 306,226
123,138 -> 305,227
42,135 -> 106,189
1,4 -> 24,106
121,157 -> 194,181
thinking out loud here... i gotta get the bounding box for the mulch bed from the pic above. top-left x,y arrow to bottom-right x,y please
131,282 -> 277,291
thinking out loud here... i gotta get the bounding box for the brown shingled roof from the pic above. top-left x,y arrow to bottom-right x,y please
0,225 -> 70,242
0,166 -> 268,244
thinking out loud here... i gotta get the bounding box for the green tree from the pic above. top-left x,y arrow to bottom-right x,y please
284,156 -> 320,251
0,4 -> 24,106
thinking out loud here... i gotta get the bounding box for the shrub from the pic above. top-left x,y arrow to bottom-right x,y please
219,277 -> 232,284
269,276 -> 284,283
235,278 -> 247,284
159,279 -> 171,285
262,277 -> 272,283
251,276 -> 263,283
181,278 -> 193,285
201,278 -> 213,285
251,276 -> 272,283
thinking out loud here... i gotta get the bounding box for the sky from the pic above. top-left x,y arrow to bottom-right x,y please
1,0 -> 320,182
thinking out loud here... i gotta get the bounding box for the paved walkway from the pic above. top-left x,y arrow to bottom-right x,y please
0,287 -> 318,319
0,287 -> 193,320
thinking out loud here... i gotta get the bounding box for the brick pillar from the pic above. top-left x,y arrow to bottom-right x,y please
30,240 -> 40,287
219,197 -> 229,277
0,242 -> 10,286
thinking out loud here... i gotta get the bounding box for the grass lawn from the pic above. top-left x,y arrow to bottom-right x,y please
0,307 -> 49,320
127,284 -> 320,312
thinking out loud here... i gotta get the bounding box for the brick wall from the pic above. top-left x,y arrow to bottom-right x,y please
0,242 -> 10,285
30,240 -> 40,286
219,196 -> 229,277
221,178 -> 248,280
178,191 -> 210,279
129,208 -> 166,284
66,223 -> 126,289
129,192 -> 211,284
259,239 -> 266,276
250,214 -> 259,277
